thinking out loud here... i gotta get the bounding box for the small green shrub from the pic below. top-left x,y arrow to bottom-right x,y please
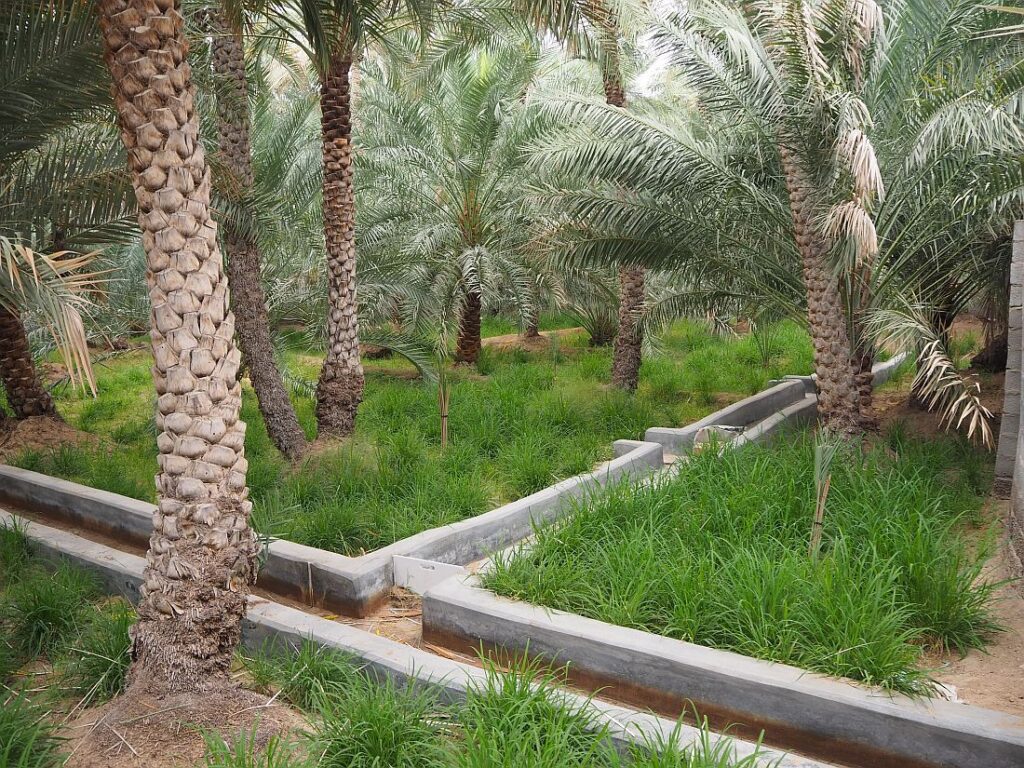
3,563 -> 98,658
0,688 -> 65,768
61,599 -> 134,706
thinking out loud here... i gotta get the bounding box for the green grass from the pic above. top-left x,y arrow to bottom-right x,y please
1,523 -> 134,706
242,642 -> 770,768
0,688 -> 65,768
484,434 -> 1000,695
15,320 -> 813,556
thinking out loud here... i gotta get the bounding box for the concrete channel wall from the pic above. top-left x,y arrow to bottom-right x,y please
645,353 -> 909,453
0,507 -> 830,768
0,439 -> 664,617
421,576 -> 1024,768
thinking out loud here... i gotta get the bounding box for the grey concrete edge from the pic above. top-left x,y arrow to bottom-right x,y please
644,379 -> 806,453
0,507 -> 824,768
644,352 -> 911,455
421,575 -> 1024,768
0,439 -> 663,614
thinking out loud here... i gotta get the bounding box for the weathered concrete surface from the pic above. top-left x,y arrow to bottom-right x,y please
1009,222 -> 1024,577
646,354 -> 909,454
0,439 -> 663,617
422,576 -> 1024,768
998,221 -> 1024,499
646,380 -> 807,453
0,504 -> 827,768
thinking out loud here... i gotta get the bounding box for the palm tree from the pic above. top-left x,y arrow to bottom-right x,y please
0,242 -> 102,419
96,0 -> 256,690
272,0 -> 434,436
529,0 -> 1023,442
1,0 -> 131,420
208,6 -> 309,459
356,39 -> 541,365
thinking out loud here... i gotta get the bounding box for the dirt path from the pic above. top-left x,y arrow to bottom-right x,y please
480,327 -> 584,350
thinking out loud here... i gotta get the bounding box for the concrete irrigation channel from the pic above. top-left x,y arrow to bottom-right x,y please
5,351 -> 1016,767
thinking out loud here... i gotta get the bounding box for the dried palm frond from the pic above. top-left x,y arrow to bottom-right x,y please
0,237 -> 104,394
865,303 -> 994,447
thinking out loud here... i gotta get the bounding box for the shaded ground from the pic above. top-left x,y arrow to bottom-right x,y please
0,415 -> 95,463
64,686 -> 305,768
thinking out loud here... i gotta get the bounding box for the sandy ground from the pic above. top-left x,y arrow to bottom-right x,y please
0,415 -> 96,462
479,326 -> 584,350
926,523 -> 1024,717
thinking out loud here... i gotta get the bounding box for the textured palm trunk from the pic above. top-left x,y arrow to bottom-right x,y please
211,17 -> 307,460
0,307 -> 60,419
98,0 -> 256,692
778,147 -> 860,434
603,64 -> 645,392
454,289 -> 482,364
524,309 -> 540,338
316,51 -> 364,437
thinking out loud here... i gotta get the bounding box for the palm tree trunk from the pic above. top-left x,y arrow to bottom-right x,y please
0,307 -> 60,419
612,266 -> 645,391
211,16 -> 307,460
98,0 -> 256,692
316,50 -> 364,437
602,63 -> 645,392
455,289 -> 482,364
779,147 -> 860,434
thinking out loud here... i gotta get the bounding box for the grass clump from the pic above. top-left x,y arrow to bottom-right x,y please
20,321 -> 812,556
242,643 -> 773,768
2,562 -> 99,658
0,688 -> 65,768
484,435 -> 999,694
60,599 -> 134,707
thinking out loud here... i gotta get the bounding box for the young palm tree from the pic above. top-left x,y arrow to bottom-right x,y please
0,243 -> 102,419
97,0 -> 256,690
356,40 -> 541,365
209,7 -> 308,459
530,0 -> 1023,442
273,0 -> 434,436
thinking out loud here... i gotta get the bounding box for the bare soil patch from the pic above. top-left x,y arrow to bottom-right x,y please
63,684 -> 306,768
0,415 -> 97,462
480,326 -> 584,351
925,520 -> 1024,718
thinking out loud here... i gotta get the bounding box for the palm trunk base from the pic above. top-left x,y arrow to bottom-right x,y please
315,369 -> 364,437
611,266 -> 645,392
0,307 -> 61,420
455,291 -> 482,365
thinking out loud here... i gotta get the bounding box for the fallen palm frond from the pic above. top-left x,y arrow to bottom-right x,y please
865,303 -> 993,447
0,237 -> 104,395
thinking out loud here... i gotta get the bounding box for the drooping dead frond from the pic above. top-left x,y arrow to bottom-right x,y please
835,127 -> 884,201
0,237 -> 102,394
823,199 -> 879,264
865,304 -> 994,447
915,337 -> 994,446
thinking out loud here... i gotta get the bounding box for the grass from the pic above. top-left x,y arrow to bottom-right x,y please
242,642 -> 771,768
0,525 -> 133,768
0,527 -> 760,768
14,319 -> 813,556
483,433 -> 1000,695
